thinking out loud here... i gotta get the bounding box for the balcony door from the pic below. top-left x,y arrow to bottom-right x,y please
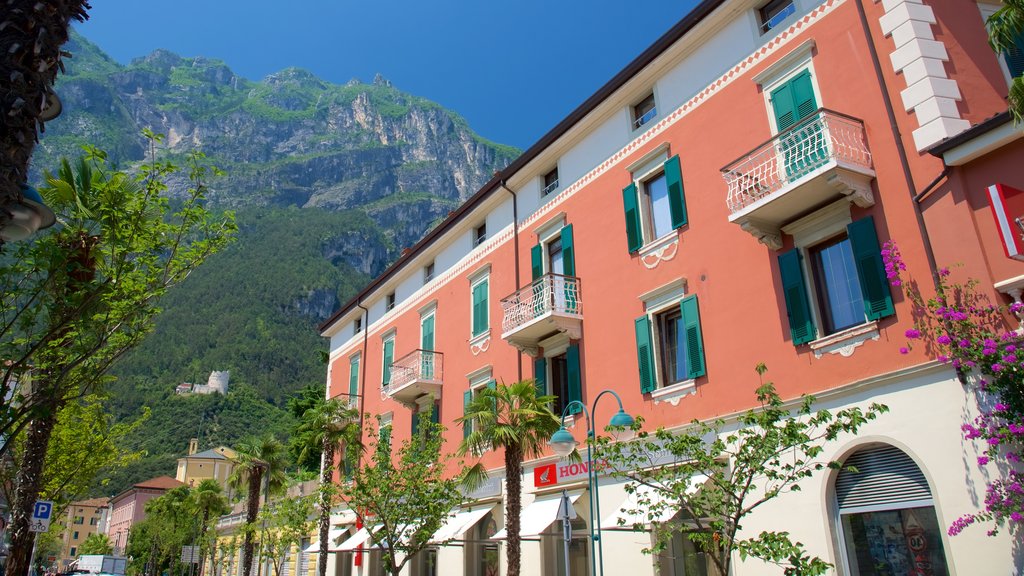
770,69 -> 825,180
531,224 -> 576,316
420,311 -> 435,380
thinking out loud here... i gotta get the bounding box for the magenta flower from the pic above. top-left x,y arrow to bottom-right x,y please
905,328 -> 921,339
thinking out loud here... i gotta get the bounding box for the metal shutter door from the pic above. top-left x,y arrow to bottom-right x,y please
836,445 -> 932,512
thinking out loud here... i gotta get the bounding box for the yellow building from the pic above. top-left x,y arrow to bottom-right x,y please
59,497 -> 108,566
175,438 -> 237,497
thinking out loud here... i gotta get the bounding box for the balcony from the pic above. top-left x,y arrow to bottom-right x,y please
384,349 -> 443,404
500,273 -> 582,356
722,109 -> 875,250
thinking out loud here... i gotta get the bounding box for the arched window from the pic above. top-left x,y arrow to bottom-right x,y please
834,444 -> 950,575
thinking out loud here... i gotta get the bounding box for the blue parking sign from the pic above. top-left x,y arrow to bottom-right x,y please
32,501 -> 52,520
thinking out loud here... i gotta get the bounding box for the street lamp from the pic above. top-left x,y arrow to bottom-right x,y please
547,390 -> 636,576
0,184 -> 56,243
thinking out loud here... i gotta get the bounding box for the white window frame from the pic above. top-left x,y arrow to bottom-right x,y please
630,91 -> 659,132
756,0 -> 798,36
420,305 -> 436,350
469,266 -> 491,343
628,148 -> 672,248
347,353 -> 361,409
381,330 -> 396,388
639,280 -> 696,401
474,222 -> 487,246
423,260 -> 435,283
385,292 -> 396,312
754,42 -> 821,135
541,166 -> 560,197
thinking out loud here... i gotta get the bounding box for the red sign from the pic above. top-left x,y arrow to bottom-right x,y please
987,183 -> 1024,261
533,463 -> 557,487
532,459 -> 609,487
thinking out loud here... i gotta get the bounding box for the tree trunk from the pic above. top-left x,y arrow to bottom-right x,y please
316,443 -> 334,576
4,394 -> 61,576
504,443 -> 524,576
199,509 -> 211,576
241,470 -> 264,576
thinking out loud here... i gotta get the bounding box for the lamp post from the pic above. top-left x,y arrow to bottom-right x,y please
547,390 -> 636,576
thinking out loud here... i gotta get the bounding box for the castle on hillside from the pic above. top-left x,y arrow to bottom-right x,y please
174,370 -> 229,395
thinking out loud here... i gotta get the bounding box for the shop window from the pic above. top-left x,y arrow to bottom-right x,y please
778,214 -> 894,345
413,548 -> 438,576
622,155 -> 687,253
834,445 -> 950,576
656,510 -> 713,576
544,516 -> 589,576
466,511 -> 500,576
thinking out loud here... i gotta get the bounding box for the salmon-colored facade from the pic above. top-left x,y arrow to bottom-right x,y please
318,1 -> 1024,575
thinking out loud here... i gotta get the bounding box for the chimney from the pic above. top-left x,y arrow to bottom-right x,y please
188,438 -> 198,455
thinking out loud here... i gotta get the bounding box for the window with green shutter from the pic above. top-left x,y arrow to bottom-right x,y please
778,248 -> 817,345
566,343 -> 582,415
471,277 -> 489,337
847,216 -> 895,321
382,337 -> 395,386
680,295 -> 706,379
622,155 -> 688,253
348,356 -> 360,408
769,69 -> 825,178
637,293 -> 707,394
463,390 -> 473,439
634,316 -> 656,393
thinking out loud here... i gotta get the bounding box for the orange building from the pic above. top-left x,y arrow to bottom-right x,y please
59,497 -> 108,566
317,1 -> 1023,575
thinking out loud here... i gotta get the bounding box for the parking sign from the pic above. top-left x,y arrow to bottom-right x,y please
29,500 -> 52,533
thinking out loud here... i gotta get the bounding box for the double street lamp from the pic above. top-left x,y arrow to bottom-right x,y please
547,390 -> 636,576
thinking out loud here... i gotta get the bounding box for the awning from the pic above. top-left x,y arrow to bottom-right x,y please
334,526 -> 380,552
430,505 -> 495,543
302,526 -> 351,553
331,510 -> 359,525
492,493 -> 580,539
600,475 -> 708,530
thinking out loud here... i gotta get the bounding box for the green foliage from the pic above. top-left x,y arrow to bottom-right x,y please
254,494 -> 316,576
593,366 -> 888,576
126,486 -> 196,576
987,3 -> 1024,121
230,435 -> 290,576
340,418 -> 465,576
78,533 -> 114,555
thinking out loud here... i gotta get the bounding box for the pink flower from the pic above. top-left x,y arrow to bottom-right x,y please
979,456 -> 990,466
899,347 -> 909,355
906,328 -> 922,339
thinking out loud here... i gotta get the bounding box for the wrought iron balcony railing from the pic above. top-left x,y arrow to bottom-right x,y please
722,109 -> 872,214
501,273 -> 582,335
385,349 -> 443,396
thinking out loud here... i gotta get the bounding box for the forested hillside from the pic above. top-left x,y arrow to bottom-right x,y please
38,31 -> 518,495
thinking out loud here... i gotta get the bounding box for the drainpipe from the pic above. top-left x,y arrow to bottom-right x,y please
356,301 -> 370,465
914,166 -> 952,203
854,0 -> 941,291
499,179 -> 523,381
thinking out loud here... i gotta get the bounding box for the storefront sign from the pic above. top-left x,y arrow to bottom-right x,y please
533,458 -> 610,487
987,183 -> 1024,261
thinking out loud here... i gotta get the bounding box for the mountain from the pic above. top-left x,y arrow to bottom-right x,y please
36,31 -> 520,494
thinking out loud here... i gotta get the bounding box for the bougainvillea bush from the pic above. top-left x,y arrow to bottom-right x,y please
883,240 -> 1024,536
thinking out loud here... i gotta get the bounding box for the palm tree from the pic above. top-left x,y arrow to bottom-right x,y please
456,380 -> 561,576
229,436 -> 288,576
295,397 -> 360,576
191,479 -> 231,576
988,3 -> 1024,120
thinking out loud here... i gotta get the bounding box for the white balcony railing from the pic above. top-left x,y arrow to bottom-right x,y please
501,274 -> 582,335
385,349 -> 442,398
722,109 -> 872,214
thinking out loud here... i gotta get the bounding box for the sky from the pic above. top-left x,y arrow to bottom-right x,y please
76,0 -> 702,150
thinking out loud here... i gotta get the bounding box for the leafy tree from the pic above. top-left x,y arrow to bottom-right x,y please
987,3 -> 1024,121
191,480 -> 231,573
0,139 -> 236,576
293,397 -> 359,576
593,366 -> 887,576
127,487 -> 196,576
78,533 -> 114,555
229,435 -> 288,576
287,384 -> 331,471
456,381 -> 561,576
339,418 -> 464,576
254,493 -> 315,576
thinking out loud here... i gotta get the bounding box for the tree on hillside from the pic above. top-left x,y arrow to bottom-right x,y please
456,381 -> 561,576
339,417 -> 465,576
294,397 -> 360,576
229,435 -> 288,576
191,479 -> 231,575
0,139 -> 236,576
988,3 -> 1024,120
593,366 -> 887,576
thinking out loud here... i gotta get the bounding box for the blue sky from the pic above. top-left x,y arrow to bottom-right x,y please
76,0 -> 701,150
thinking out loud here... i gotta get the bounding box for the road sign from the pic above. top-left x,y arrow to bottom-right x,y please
181,546 -> 200,564
29,500 -> 52,533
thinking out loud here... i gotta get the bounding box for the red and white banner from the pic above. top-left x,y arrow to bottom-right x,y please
987,183 -> 1024,261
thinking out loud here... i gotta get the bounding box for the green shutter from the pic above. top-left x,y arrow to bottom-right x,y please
534,357 -> 547,399
622,182 -> 642,253
791,70 -> 817,121
487,379 -> 497,414
680,295 -> 706,379
472,280 -> 488,336
431,402 -> 439,425
560,225 -> 575,277
421,315 -> 434,351
770,77 -> 799,131
411,410 -> 420,438
463,390 -> 473,439
348,359 -> 359,404
664,155 -> 687,229
531,244 -> 543,280
566,343 -> 582,415
1006,30 -> 1024,77
635,316 -> 656,393
382,339 -> 394,385
847,216 -> 895,321
778,249 -> 816,345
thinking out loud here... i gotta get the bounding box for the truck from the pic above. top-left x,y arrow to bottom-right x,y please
76,555 -> 127,575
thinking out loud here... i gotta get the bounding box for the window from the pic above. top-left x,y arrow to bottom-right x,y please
758,0 -> 796,34
768,69 -> 824,180
534,340 -> 582,417
420,309 -> 436,378
382,334 -> 395,387
413,548 -> 438,576
474,223 -> 487,246
348,354 -> 360,409
635,294 -> 706,394
379,413 -> 393,447
470,275 -> 489,338
385,292 -> 396,312
655,510 -> 713,576
834,445 -> 950,575
73,516 -> 84,525
467,511 -> 500,575
542,167 -> 560,196
778,214 -> 894,345
531,224 -> 578,313
70,547 -> 76,557
354,316 -> 362,335
73,531 -> 79,539
411,400 -> 439,438
424,261 -> 435,283
622,155 -> 687,252
90,517 -> 98,526
463,370 -> 495,439
544,515 -> 589,576
632,92 -> 657,130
